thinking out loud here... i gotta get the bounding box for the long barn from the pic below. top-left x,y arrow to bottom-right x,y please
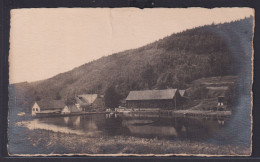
125,89 -> 182,110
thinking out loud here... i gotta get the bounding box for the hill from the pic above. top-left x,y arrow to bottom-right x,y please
9,16 -> 254,108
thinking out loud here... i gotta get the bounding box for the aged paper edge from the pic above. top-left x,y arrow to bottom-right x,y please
7,7 -> 255,157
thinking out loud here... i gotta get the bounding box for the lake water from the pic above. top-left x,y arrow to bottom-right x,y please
8,101 -> 251,155
12,112 -> 230,140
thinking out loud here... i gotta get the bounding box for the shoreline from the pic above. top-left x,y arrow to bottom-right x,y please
34,111 -> 107,118
33,109 -> 232,118
8,127 -> 250,156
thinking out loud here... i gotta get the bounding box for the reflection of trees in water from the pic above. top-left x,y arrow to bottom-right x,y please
38,114 -> 229,140
118,114 -> 227,140
174,117 -> 226,140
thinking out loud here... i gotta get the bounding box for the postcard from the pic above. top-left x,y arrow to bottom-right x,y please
8,8 -> 254,156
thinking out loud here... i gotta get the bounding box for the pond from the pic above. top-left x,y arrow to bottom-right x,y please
17,113 -> 229,141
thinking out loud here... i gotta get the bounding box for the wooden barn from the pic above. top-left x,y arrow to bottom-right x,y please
125,89 -> 182,110
31,99 -> 65,116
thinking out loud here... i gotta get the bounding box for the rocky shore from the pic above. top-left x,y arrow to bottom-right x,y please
10,128 -> 250,156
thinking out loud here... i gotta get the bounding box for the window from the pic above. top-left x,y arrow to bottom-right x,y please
33,108 -> 35,111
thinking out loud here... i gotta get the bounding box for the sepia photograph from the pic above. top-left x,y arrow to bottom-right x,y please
8,8 -> 254,156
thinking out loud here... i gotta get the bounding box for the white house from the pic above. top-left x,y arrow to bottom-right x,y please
61,106 -> 71,114
31,102 -> 41,116
61,105 -> 81,115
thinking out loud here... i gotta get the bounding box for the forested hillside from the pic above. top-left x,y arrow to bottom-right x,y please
10,16 -> 254,106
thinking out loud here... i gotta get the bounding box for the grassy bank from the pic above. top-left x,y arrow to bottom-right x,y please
172,110 -> 231,118
12,128 -> 250,156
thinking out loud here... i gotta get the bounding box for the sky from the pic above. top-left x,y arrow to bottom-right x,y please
9,8 -> 254,84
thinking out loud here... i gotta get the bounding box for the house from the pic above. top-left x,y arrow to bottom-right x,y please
75,94 -> 105,111
179,90 -> 187,97
69,105 -> 81,113
61,105 -> 81,114
125,89 -> 182,110
61,106 -> 70,114
31,99 -> 65,116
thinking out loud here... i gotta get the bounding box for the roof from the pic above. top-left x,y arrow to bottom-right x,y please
126,89 -> 178,101
35,99 -> 65,110
36,110 -> 61,113
179,90 -> 186,97
76,94 -> 98,105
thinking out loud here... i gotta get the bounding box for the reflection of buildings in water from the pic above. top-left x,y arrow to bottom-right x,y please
122,118 -> 177,137
218,120 -> 225,125
106,113 -> 115,119
106,114 -> 111,119
72,116 -> 81,128
181,125 -> 186,132
63,117 -> 69,124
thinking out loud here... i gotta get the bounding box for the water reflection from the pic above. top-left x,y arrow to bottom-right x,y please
63,117 -> 69,124
73,116 -> 80,128
30,113 -> 229,140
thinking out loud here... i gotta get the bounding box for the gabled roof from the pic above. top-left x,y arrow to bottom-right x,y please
126,89 -> 178,101
179,90 -> 186,97
76,94 -> 98,105
35,99 -> 65,110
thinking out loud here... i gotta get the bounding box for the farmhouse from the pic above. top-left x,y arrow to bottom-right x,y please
75,94 -> 105,111
61,105 -> 81,114
179,90 -> 187,97
31,99 -> 65,116
126,89 -> 182,110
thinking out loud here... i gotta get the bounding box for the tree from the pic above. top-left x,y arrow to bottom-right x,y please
35,96 -> 41,101
141,64 -> 157,89
226,84 -> 238,109
104,86 -> 120,109
34,90 -> 41,101
65,97 -> 76,106
55,92 -> 61,100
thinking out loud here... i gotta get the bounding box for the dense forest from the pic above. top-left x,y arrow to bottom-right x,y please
10,16 -> 254,107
